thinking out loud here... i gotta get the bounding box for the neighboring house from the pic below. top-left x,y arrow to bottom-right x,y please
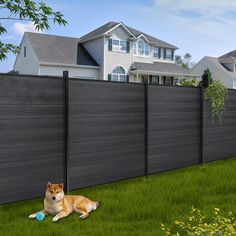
191,50 -> 236,89
14,21 -> 198,84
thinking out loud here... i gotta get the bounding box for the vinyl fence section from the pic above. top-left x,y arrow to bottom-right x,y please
68,80 -> 145,190
0,75 -> 65,204
0,73 -> 236,204
203,90 -> 236,162
148,86 -> 202,174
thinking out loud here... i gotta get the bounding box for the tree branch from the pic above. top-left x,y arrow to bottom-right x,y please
0,17 -> 53,20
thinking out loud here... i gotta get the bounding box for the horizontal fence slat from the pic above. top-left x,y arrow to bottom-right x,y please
0,75 -> 65,204
1,74 -> 236,204
148,85 -> 201,174
203,90 -> 236,162
68,80 -> 145,190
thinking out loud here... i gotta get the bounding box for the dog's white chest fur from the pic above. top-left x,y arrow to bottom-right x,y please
44,201 -> 63,216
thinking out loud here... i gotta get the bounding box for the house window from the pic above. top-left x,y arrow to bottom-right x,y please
165,77 -> 172,86
173,78 -> 179,85
153,47 -> 159,58
111,66 -> 126,82
134,39 -> 150,56
233,80 -> 236,89
152,75 -> 159,84
133,43 -> 137,54
112,39 -> 127,52
166,49 -> 172,60
24,46 -> 26,57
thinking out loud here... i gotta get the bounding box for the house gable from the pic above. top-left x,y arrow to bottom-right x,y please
14,34 -> 40,75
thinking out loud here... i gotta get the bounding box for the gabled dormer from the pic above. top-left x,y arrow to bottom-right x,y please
218,50 -> 236,72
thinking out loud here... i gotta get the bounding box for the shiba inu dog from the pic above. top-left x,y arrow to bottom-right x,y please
29,182 -> 99,222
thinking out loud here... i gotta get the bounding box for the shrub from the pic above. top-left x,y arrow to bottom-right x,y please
180,78 -> 198,87
204,80 -> 228,122
161,207 -> 236,236
202,69 -> 213,88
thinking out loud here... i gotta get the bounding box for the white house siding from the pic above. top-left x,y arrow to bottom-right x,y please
39,65 -> 99,79
83,38 -> 104,79
104,26 -> 133,80
14,35 -> 39,75
191,56 -> 234,89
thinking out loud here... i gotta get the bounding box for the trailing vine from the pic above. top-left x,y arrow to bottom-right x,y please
204,80 -> 228,122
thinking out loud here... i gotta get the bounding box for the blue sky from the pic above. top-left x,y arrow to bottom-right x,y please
1,0 -> 236,72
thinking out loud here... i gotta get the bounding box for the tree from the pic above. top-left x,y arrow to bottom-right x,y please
202,68 -> 213,88
0,0 -> 67,60
175,53 -> 195,69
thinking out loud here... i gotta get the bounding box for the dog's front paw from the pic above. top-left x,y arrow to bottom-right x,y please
52,216 -> 59,222
29,214 -> 37,219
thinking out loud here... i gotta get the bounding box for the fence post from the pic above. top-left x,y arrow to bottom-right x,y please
144,80 -> 149,177
200,86 -> 204,165
63,71 -> 69,193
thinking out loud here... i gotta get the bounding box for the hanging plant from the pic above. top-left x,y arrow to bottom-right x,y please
204,80 -> 228,122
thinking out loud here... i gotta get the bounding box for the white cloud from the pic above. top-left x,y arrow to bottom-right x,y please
133,0 -> 236,62
154,0 -> 236,12
12,22 -> 42,36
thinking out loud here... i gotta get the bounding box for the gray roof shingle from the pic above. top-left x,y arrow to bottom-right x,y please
218,50 -> 236,63
79,21 -> 118,42
79,21 -> 178,49
26,32 -> 99,66
125,25 -> 178,49
130,62 -> 197,77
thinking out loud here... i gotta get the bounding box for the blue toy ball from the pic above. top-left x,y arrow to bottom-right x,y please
36,212 -> 45,221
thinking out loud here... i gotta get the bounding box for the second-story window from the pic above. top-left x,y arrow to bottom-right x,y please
134,39 -> 150,56
166,49 -> 172,60
112,39 -> 127,52
153,47 -> 159,58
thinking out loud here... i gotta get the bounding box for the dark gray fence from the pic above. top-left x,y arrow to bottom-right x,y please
0,73 -> 235,204
148,86 -> 201,174
0,75 -> 65,204
68,79 -> 145,190
203,90 -> 236,162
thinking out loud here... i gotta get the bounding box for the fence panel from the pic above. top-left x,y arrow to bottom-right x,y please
203,90 -> 236,162
68,80 -> 145,189
0,75 -> 65,204
1,73 -> 236,205
148,86 -> 201,174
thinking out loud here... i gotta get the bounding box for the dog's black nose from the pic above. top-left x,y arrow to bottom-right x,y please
52,197 -> 56,200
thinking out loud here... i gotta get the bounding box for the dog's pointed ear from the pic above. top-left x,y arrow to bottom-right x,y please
58,183 -> 64,189
47,181 -> 52,188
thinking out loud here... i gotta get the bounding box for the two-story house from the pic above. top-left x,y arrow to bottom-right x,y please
191,50 -> 236,89
13,21 -> 198,84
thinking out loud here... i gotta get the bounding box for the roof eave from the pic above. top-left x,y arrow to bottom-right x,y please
105,22 -> 136,38
150,43 -> 178,50
79,34 -> 105,43
39,62 -> 100,69
130,69 -> 200,78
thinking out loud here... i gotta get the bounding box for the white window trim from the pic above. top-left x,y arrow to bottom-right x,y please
111,65 -> 127,82
166,49 -> 172,60
233,80 -> 236,89
111,73 -> 126,82
153,47 -> 159,58
111,38 -> 127,53
133,39 -> 150,57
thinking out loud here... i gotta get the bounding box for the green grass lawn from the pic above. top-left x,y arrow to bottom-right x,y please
0,158 -> 236,236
